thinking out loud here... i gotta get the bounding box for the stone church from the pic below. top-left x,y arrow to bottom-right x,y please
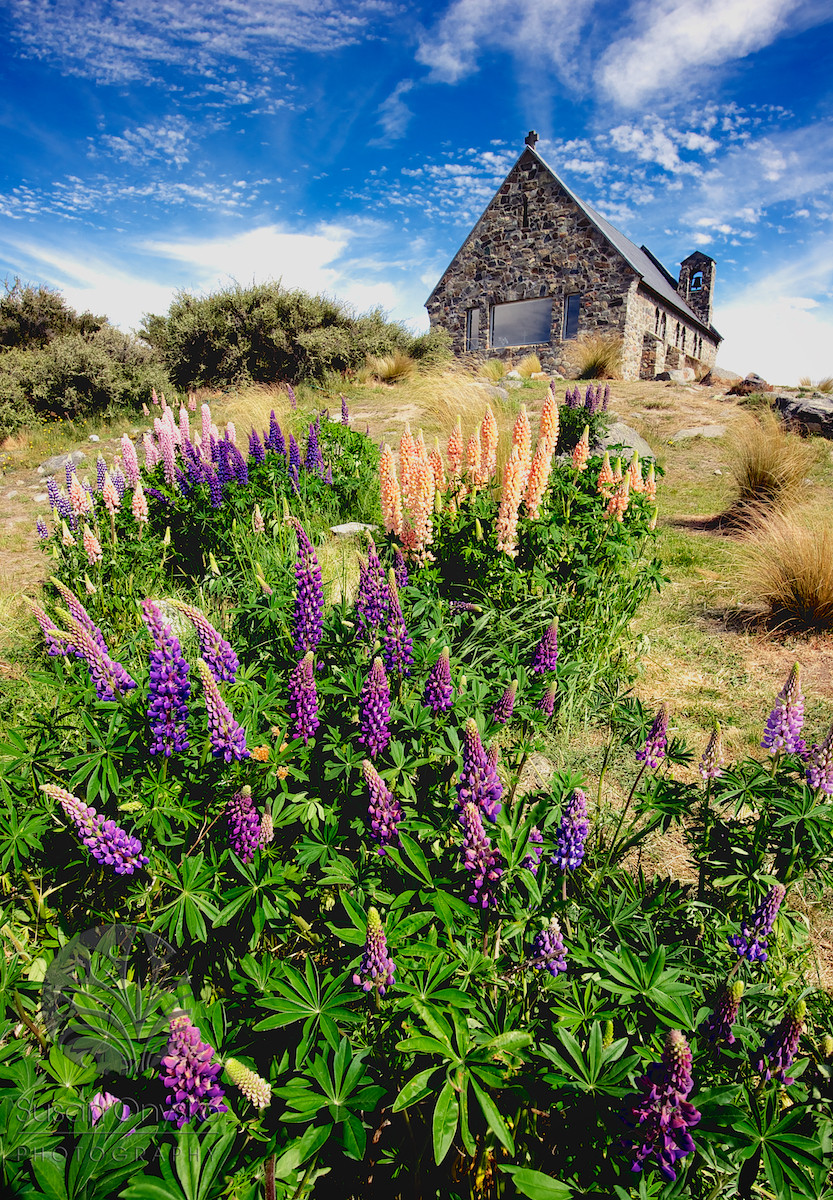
425,132 -> 722,380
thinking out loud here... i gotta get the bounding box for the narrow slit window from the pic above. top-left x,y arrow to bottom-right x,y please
681,328 -> 686,352
491,298 -> 552,347
466,307 -> 480,352
654,308 -> 660,333
661,314 -> 667,341
563,293 -> 581,340
522,195 -> 529,229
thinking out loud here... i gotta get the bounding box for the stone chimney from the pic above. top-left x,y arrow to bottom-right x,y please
525,130 -> 539,149
677,251 -> 715,326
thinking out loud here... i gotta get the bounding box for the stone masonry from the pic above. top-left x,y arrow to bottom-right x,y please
425,139 -> 720,381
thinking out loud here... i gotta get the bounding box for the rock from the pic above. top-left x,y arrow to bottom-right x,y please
774,392 -> 833,438
671,424 -> 727,442
727,374 -> 772,396
530,371 -> 549,380
702,365 -> 743,384
505,379 -> 523,389
480,385 -> 509,402
505,370 -> 522,380
33,493 -> 48,502
88,434 -> 100,443
6,490 -> 18,499
593,422 -> 654,460
714,469 -> 723,476
38,449 -> 87,475
655,368 -> 695,383
330,522 -> 377,538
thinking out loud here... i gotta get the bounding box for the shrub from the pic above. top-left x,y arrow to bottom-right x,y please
726,410 -> 820,522
516,352 -> 542,378
742,506 -> 833,628
408,325 -> 452,369
565,331 -> 622,379
0,277 -> 104,350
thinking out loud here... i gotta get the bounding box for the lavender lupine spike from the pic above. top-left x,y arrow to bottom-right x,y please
268,411 -> 285,455
456,718 -> 502,822
552,788 -> 589,872
305,422 -> 324,474
141,599 -> 190,757
353,907 -> 395,995
805,722 -> 833,795
230,444 -> 248,485
761,662 -> 805,755
216,440 -> 233,484
64,615 -> 137,701
28,600 -> 71,657
225,787 -> 263,863
530,619 -> 559,674
288,384 -> 297,411
51,577 -> 107,652
355,539 -> 388,639
248,429 -> 265,464
623,1030 -> 701,1183
96,456 -> 107,491
197,659 -> 249,762
700,980 -> 744,1045
393,546 -> 409,588
751,1000 -> 806,1086
699,722 -> 725,780
36,517 -> 48,539
459,802 -> 503,909
207,468 -> 223,509
637,705 -> 669,769
288,518 -> 324,656
423,647 -> 454,714
603,383 -> 610,410
522,827 -> 544,874
363,759 -> 403,854
531,916 -> 567,975
66,460 -> 77,490
359,657 -> 391,759
170,600 -> 239,683
728,883 -> 785,963
288,433 -> 301,476
538,679 -> 557,718
89,1092 -> 130,1124
288,651 -> 320,744
41,784 -> 148,875
160,1013 -> 228,1128
46,475 -> 61,512
492,679 -> 518,724
341,394 -> 349,425
382,570 -> 414,676
225,1058 -> 272,1109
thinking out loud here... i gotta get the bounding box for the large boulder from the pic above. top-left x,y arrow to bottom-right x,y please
774,392 -> 833,438
593,422 -> 654,460
655,367 -> 695,383
38,449 -> 87,476
701,365 -> 743,385
727,373 -> 772,396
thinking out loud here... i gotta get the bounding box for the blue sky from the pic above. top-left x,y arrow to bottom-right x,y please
1,0 -> 833,383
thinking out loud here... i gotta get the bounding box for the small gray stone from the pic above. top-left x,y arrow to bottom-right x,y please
593,422 -> 654,460
88,434 -> 100,443
38,449 -> 87,475
505,369 -> 522,380
714,469 -> 723,476
655,368 -> 695,383
671,424 -> 727,442
6,490 -> 18,499
505,379 -> 523,389
330,522 -> 378,537
481,384 -> 509,402
33,492 -> 48,502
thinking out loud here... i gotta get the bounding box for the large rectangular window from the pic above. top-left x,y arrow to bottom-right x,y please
490,298 -> 552,348
466,307 -> 480,351
563,293 -> 581,340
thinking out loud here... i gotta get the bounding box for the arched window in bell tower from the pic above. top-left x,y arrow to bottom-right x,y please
690,271 -> 704,292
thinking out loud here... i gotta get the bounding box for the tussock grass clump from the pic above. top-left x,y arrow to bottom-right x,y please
479,358 -> 508,383
726,411 -> 820,520
742,507 -> 833,628
359,351 -> 417,384
799,376 -> 833,393
516,353 -> 542,378
566,332 -> 622,379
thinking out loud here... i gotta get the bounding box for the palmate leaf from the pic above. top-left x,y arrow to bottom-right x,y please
254,959 -> 357,1064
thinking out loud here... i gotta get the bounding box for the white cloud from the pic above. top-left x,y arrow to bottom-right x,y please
717,294 -> 833,385
374,80 -> 415,144
91,117 -> 195,167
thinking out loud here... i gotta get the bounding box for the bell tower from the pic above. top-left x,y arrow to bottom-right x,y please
677,251 -> 715,326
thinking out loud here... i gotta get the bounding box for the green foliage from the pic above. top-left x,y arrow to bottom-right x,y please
0,277 -> 104,350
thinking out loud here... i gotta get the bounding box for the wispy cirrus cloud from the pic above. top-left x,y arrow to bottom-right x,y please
373,80 -> 415,144
89,117 -> 196,167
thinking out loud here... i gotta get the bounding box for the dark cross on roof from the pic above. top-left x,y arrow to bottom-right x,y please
525,130 -> 538,148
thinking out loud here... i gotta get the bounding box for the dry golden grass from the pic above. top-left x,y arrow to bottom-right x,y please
395,366 -> 523,441
741,506 -> 833,628
215,383 -> 299,439
799,376 -> 833,393
726,410 -> 821,520
479,358 -> 509,383
516,353 -> 542,378
359,351 -> 417,384
564,332 -> 622,379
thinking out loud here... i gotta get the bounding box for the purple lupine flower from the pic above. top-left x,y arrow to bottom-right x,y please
267,411 -> 285,455
65,461 -> 77,490
531,916 -> 567,975
341,394 -> 349,425
456,718 -> 503,822
288,518 -> 324,656
89,1091 -> 131,1124
29,600 -> 71,657
636,705 -> 669,769
64,616 -> 137,701
538,679 -> 557,718
603,383 -> 610,410
160,1013 -> 228,1128
41,784 -> 148,875
305,422 -> 324,474
449,600 -> 481,615
225,787 -> 263,863
531,620 -> 559,673
805,722 -> 833,794
171,601 -> 238,683
288,433 -> 301,477
230,443 -> 248,485
623,1030 -> 701,1183
522,826 -> 544,873
359,657 -> 391,759
552,788 -> 589,872
699,722 -> 725,780
423,647 -> 454,714
52,578 -> 107,652
565,387 -> 578,409
393,546 -> 409,588
761,663 -> 805,755
112,469 -> 126,501
700,980 -> 744,1045
355,539 -> 388,639
207,468 -> 223,509
288,651 -> 320,744
288,462 -> 300,496
146,486 -> 174,508
96,456 -> 107,491
46,475 -> 61,512
287,384 -> 297,410
728,883 -> 785,963
248,429 -> 265,464
751,1000 -> 805,1086
174,467 -> 191,497
216,440 -> 233,484
363,759 -> 402,854
382,570 -> 413,675
492,679 -> 518,724
36,516 -> 49,539
459,802 -> 503,909
325,463 -> 333,485
141,599 -> 190,757
353,907 -> 395,995
197,659 -> 249,762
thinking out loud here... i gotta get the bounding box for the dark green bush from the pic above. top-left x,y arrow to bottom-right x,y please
0,277 -> 104,349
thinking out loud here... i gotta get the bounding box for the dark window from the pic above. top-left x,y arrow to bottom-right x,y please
661,313 -> 667,341
491,298 -> 552,347
681,328 -> 686,352
563,293 -> 581,340
466,307 -> 480,352
522,195 -> 529,229
691,271 -> 704,291
654,308 -> 660,333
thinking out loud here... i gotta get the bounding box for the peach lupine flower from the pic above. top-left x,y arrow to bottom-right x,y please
399,424 -> 417,507
447,416 -> 463,476
250,745 -> 270,762
132,481 -> 149,525
524,399 -> 560,520
69,473 -> 93,517
428,438 -> 446,490
102,471 -> 120,514
538,384 -> 560,449
466,428 -> 481,481
380,444 -> 403,537
252,504 -> 265,534
514,406 -> 532,475
645,462 -> 657,504
408,455 -> 435,562
606,476 -> 631,522
61,520 -> 75,547
597,450 -> 615,497
627,451 -> 643,493
82,524 -> 103,565
572,425 -> 590,472
479,404 -> 498,483
612,456 -> 623,484
496,445 -> 527,557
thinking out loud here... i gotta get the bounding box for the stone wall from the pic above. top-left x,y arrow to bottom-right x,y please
625,286 -> 718,380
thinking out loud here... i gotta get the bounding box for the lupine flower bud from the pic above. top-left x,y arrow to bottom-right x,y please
701,980 -> 744,1044
355,537 -> 388,639
645,460 -> 656,503
457,718 -> 502,822
41,783 -> 148,875
531,620 -> 558,673
341,394 -> 350,425
603,1020 -> 614,1047
261,810 -> 275,844
288,518 -> 324,657
160,1013 -> 227,1127
225,787 -> 263,863
699,722 -> 725,780
359,657 -> 391,758
225,1058 -> 271,1109
623,1030 -> 701,1182
382,570 -> 413,675
171,601 -> 238,683
197,659 -> 249,762
522,826 -> 543,874
552,788 -> 589,872
252,504 -> 265,534
492,679 -> 518,724
141,599 -> 190,756
751,1000 -> 806,1086
531,916 -> 567,975
805,722 -> 833,794
353,907 -> 395,995
363,759 -> 402,854
637,705 -> 669,769
459,802 -> 503,909
288,651 -> 320,744
572,425 -> 590,471
89,1091 -> 130,1124
423,646 -> 453,714
82,524 -> 102,565
761,663 -> 805,755
538,678 -> 557,717
820,1033 -> 833,1060
728,883 -> 785,963
51,578 -> 107,652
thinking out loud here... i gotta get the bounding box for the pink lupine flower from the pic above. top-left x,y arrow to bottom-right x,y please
82,524 -> 103,565
121,435 -> 140,487
69,473 -> 93,517
132,482 -> 149,525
